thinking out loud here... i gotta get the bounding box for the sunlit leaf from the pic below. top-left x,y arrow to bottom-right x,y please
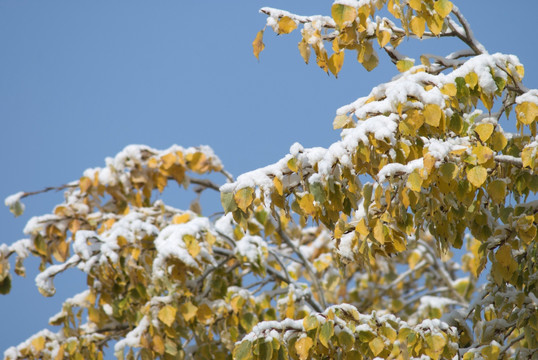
278,16 -> 297,34
331,4 -> 357,28
467,166 -> 487,188
252,30 -> 265,60
434,0 -> 453,18
158,305 -> 177,327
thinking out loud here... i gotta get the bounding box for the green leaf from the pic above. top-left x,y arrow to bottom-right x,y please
0,275 -> 11,295
233,341 -> 252,360
396,59 -> 414,73
221,191 -> 238,213
8,200 -> 25,217
337,330 -> 354,350
319,321 -> 334,348
240,312 -> 257,333
310,182 -> 326,203
487,180 -> 506,204
439,162 -> 458,181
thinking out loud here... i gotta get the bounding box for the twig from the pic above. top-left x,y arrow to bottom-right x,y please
499,333 -> 525,357
277,224 -> 327,310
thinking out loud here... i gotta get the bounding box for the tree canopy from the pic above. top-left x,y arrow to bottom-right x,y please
2,1 -> 538,359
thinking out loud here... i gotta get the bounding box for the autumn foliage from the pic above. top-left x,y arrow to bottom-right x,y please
2,1 -> 538,359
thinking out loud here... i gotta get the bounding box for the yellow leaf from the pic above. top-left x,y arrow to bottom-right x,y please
184,234 -> 201,258
495,244 -> 512,267
273,176 -> 283,196
355,218 -> 369,236
32,336 -> 46,352
287,157 -> 298,172
426,13 -> 443,35
405,109 -> 425,131
434,0 -> 453,18
427,333 -> 447,351
333,114 -> 353,129
331,4 -> 357,28
152,335 -> 165,355
467,166 -> 487,188
423,153 -> 436,175
424,103 -> 442,127
298,40 -> 310,64
79,176 -> 92,193
396,59 -> 414,73
180,301 -> 198,322
441,83 -> 457,96
408,250 -> 421,269
278,16 -> 297,34
158,305 -> 177,327
328,51 -> 345,77
521,146 -> 535,168
357,41 -> 379,71
377,30 -> 391,48
369,337 -> 384,356
465,72 -> 478,89
196,303 -> 213,324
303,315 -> 319,332
410,16 -> 426,38
373,220 -> 385,244
407,171 -> 423,192
295,336 -> 314,360
472,144 -> 494,164
408,0 -> 422,11
480,93 -> 493,111
172,213 -> 190,224
487,180 -> 506,204
474,123 -> 494,142
490,131 -> 507,151
252,30 -> 265,60
516,102 -> 538,125
298,194 -> 316,216
234,187 -> 254,212
161,152 -> 177,170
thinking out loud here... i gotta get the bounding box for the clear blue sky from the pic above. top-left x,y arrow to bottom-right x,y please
1,0 -> 537,354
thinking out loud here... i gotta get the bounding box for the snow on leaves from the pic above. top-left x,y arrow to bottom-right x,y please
3,1 -> 538,359
235,304 -> 459,360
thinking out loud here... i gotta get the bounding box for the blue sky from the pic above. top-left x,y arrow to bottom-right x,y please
1,0 -> 537,354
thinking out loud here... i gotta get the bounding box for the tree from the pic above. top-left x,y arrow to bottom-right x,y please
1,0 -> 537,359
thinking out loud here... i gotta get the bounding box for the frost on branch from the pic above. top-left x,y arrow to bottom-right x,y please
3,1 -> 538,359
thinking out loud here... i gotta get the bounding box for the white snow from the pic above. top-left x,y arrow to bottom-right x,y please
152,217 -> 216,280
234,235 -> 267,264
516,89 -> 538,105
4,192 -> 24,207
114,316 -> 149,353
